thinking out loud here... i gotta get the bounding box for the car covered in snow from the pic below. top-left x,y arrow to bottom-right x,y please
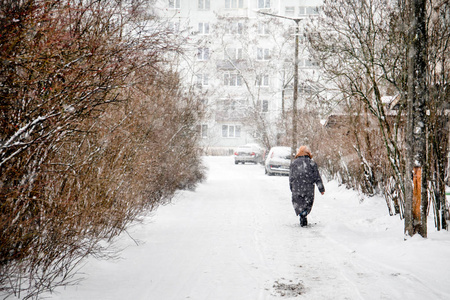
234,144 -> 263,164
264,146 -> 292,176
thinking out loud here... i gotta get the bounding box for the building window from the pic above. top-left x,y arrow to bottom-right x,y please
169,0 -> 180,9
257,0 -> 270,9
288,26 -> 306,42
256,74 -> 269,86
257,22 -> 269,35
298,59 -> 305,67
225,22 -> 245,35
196,74 -> 209,86
168,22 -> 180,33
222,125 -> 241,138
225,0 -> 243,9
285,6 -> 295,16
224,73 -> 242,86
258,100 -> 269,112
201,124 -> 208,138
299,6 -> 320,16
307,6 -> 320,15
197,48 -> 210,60
257,48 -> 270,60
198,22 -> 210,34
299,84 -> 314,94
237,22 -> 244,34
198,0 -> 210,10
197,124 -> 208,138
225,48 -> 243,60
298,6 -> 305,15
217,99 -> 248,121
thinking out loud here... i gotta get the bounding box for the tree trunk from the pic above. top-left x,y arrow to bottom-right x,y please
405,0 -> 428,237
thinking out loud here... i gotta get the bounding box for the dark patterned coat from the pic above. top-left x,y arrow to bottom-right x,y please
289,155 -> 325,216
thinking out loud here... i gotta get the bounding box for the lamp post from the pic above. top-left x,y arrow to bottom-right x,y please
258,12 -> 303,158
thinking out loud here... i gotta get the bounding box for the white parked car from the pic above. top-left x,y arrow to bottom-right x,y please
234,144 -> 263,164
264,146 -> 292,176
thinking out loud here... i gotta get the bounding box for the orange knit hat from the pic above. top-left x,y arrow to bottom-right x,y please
295,145 -> 312,158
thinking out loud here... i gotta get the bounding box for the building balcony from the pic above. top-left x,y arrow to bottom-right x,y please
216,59 -> 248,71
215,109 -> 248,122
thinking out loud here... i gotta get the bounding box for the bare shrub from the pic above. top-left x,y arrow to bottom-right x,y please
296,103 -> 404,217
0,0 -> 205,298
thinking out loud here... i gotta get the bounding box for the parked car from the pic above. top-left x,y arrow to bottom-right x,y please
234,144 -> 263,164
265,146 -> 292,176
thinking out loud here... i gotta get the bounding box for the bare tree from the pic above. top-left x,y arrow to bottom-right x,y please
307,0 -> 409,214
425,0 -> 450,231
307,0 -> 450,236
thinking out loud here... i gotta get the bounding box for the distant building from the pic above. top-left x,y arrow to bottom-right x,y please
156,0 -> 324,155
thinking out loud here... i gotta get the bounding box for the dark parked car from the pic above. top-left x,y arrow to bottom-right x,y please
264,146 -> 291,176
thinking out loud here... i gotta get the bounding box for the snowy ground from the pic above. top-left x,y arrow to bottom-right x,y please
43,156 -> 450,300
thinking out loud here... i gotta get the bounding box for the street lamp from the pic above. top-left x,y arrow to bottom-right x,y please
258,11 -> 303,158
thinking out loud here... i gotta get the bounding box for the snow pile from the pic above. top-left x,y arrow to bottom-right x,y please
39,156 -> 450,300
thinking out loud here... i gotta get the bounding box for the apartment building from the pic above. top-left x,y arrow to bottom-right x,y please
157,0 -> 323,154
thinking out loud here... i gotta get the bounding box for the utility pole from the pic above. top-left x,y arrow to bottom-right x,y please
258,12 -> 303,158
292,18 -> 300,158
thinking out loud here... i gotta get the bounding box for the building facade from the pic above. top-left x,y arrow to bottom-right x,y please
157,0 -> 324,154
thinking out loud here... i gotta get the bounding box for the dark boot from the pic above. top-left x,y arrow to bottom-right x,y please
302,216 -> 308,227
300,215 -> 308,227
300,210 -> 308,227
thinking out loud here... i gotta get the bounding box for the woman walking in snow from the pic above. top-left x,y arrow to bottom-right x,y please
289,146 -> 325,227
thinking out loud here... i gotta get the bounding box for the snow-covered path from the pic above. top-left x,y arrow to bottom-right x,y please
47,156 -> 450,300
